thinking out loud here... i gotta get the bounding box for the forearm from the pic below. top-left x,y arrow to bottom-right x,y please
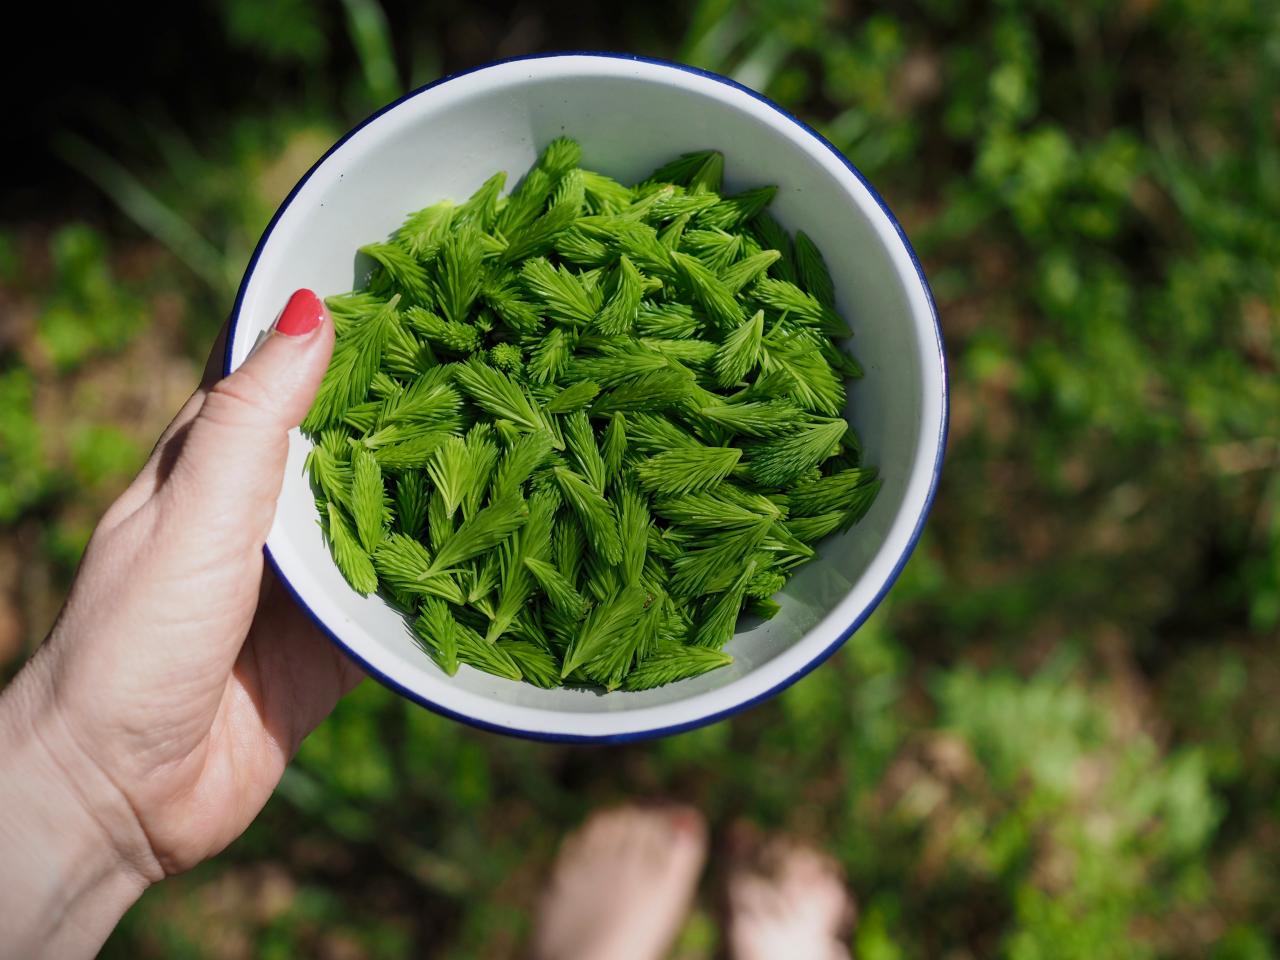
0,654 -> 151,959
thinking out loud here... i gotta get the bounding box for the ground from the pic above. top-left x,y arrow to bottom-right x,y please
1,2 -> 1278,957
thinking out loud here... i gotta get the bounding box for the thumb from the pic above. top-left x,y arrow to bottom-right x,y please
162,288 -> 334,545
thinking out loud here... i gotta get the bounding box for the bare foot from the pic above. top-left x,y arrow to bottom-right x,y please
725,826 -> 855,960
532,805 -> 708,960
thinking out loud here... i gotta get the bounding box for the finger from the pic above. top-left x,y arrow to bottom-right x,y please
156,289 -> 334,553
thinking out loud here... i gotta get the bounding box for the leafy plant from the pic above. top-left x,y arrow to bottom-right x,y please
37,225 -> 145,371
0,0 -> 1273,955
304,139 -> 878,690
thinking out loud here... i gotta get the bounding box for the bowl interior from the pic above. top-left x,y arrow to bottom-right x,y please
229,55 -> 944,739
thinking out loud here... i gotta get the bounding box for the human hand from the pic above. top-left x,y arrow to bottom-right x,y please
0,290 -> 362,957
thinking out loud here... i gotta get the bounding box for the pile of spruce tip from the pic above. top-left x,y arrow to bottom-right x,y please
302,137 -> 880,691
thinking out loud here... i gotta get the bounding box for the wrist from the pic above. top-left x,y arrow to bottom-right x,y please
0,654 -> 153,958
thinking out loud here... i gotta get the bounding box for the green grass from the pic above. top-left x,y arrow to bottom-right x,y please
4,0 -> 1279,956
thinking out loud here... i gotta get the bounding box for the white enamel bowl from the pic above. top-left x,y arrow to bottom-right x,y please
225,53 -> 947,742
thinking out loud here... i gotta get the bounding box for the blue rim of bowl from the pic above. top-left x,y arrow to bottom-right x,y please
225,50 -> 949,744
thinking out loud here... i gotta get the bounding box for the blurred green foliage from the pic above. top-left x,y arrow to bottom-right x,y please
0,367 -> 49,524
2,0 -> 1277,957
38,225 -> 146,371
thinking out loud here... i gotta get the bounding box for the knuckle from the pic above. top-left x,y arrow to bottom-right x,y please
203,366 -> 278,428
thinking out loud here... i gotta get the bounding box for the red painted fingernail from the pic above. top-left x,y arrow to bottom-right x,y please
275,289 -> 325,337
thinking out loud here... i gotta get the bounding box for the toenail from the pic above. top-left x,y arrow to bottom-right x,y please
668,808 -> 700,835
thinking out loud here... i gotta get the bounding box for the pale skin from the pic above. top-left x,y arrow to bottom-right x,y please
0,289 -> 854,958
533,807 -> 855,960
0,290 -> 360,957
533,806 -> 709,960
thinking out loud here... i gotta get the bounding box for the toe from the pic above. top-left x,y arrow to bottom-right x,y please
666,804 -> 707,845
583,807 -> 636,854
615,807 -> 662,863
534,805 -> 706,960
728,873 -> 779,921
778,842 -> 841,884
661,805 -> 708,871
774,843 -> 854,937
790,841 -> 844,878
